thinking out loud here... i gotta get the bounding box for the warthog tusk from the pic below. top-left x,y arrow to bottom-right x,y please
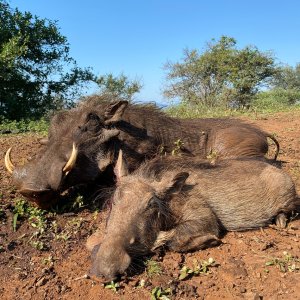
63,143 -> 78,173
5,148 -> 14,174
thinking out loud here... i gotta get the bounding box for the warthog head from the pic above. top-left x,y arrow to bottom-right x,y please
4,100 -> 128,208
90,151 -> 188,280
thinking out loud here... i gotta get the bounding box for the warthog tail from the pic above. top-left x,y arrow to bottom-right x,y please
266,134 -> 280,160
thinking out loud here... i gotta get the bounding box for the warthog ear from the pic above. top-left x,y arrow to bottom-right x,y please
158,172 -> 189,197
152,229 -> 176,251
114,150 -> 129,181
96,128 -> 121,171
83,112 -> 103,133
104,100 -> 128,124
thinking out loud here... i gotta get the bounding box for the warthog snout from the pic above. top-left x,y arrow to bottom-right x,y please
90,239 -> 131,281
18,188 -> 59,209
5,143 -> 78,208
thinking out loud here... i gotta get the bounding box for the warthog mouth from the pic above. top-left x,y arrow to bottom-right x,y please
5,143 -> 79,209
19,188 -> 60,209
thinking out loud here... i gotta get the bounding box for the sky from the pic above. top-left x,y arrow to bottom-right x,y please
9,0 -> 300,104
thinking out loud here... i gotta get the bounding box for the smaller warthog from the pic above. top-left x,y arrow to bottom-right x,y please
89,152 -> 298,280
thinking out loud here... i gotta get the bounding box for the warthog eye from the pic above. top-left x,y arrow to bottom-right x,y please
146,197 -> 158,210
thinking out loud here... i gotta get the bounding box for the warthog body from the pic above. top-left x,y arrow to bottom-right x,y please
90,154 -> 298,280
7,95 -> 279,207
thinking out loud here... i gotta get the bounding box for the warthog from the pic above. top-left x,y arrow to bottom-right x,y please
89,152 -> 298,280
5,95 -> 279,207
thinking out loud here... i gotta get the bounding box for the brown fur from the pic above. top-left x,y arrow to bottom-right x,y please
90,155 -> 298,280
11,94 -> 279,207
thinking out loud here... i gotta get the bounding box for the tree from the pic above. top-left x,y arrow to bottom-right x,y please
0,1 -> 95,120
272,63 -> 300,91
228,46 -> 276,107
95,73 -> 142,101
163,36 -> 276,108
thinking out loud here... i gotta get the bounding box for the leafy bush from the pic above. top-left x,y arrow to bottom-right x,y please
252,89 -> 300,111
166,89 -> 300,119
166,101 -> 243,118
0,117 -> 49,134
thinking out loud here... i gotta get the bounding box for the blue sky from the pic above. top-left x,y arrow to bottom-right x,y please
9,0 -> 300,104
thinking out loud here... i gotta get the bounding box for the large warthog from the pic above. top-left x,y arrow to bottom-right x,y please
89,152 -> 298,280
5,95 -> 279,207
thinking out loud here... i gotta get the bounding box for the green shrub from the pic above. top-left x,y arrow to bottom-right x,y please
166,89 -> 300,118
0,118 -> 49,134
166,101 -> 242,118
252,89 -> 300,111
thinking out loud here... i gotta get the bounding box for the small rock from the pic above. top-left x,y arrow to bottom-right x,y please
35,276 -> 48,287
126,278 -> 139,287
245,292 -> 262,300
18,272 -> 28,280
7,241 -> 17,251
230,282 -> 235,288
260,242 -> 273,251
60,285 -> 70,293
239,287 -> 247,293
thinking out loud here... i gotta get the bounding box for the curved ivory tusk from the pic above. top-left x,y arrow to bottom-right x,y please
5,148 -> 14,174
63,143 -> 78,173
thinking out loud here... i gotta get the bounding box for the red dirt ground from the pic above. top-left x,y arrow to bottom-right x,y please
0,111 -> 300,300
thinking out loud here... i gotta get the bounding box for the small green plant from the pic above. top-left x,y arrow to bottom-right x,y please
178,265 -> 194,280
30,240 -> 45,250
92,210 -> 99,220
52,193 -> 87,213
12,199 -> 27,231
179,257 -> 216,280
145,259 -> 162,277
52,217 -> 83,242
171,139 -> 184,156
151,287 -> 171,300
72,195 -> 85,210
265,252 -> 300,273
12,199 -> 47,232
206,150 -> 219,164
104,281 -> 120,293
42,255 -> 55,266
28,209 -> 47,233
159,145 -> 167,156
137,279 -> 146,288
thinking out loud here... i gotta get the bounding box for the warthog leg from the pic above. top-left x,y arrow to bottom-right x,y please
275,212 -> 287,228
169,231 -> 221,252
86,229 -> 103,252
